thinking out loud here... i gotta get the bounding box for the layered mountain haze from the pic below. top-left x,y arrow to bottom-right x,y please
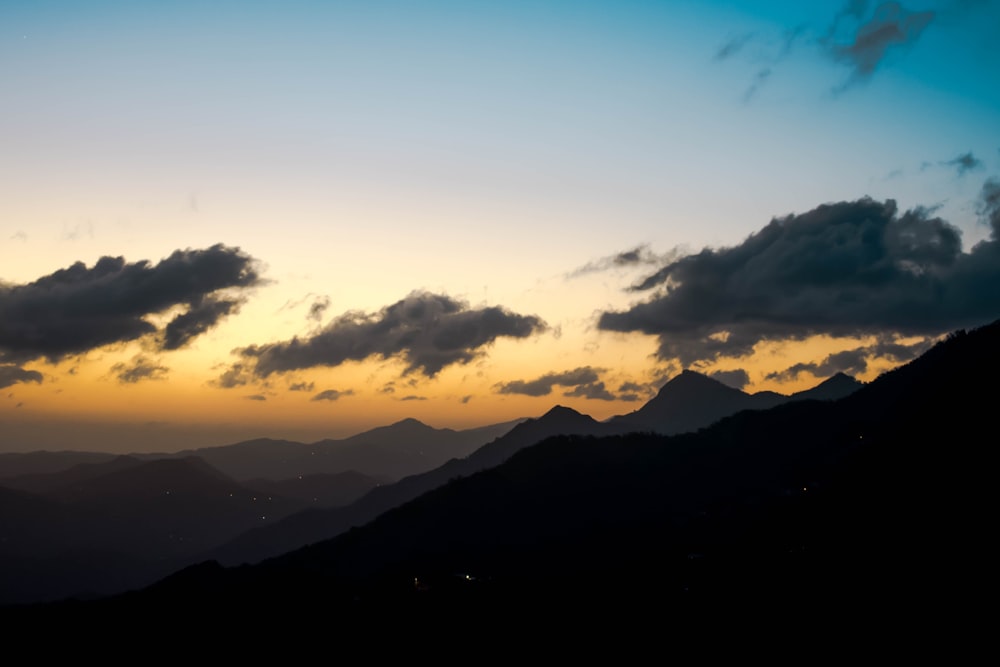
0,366 -> 860,605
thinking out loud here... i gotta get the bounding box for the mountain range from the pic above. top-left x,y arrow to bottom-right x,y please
0,367 -> 864,607
4,318 -> 994,657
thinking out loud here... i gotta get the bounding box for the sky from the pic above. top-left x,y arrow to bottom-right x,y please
2,0 -> 999,453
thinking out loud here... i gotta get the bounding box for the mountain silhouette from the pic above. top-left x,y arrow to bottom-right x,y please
149,417 -> 522,482
205,405 -> 629,566
611,368 -> 861,434
0,456 -> 311,605
22,318 -> 992,652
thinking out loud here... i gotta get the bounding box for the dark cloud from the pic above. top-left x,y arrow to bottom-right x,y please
161,297 -> 240,350
495,367 -> 603,397
765,337 -> 931,382
599,196 -> 1000,369
461,395 -> 472,404
245,394 -> 267,401
0,244 -> 262,364
0,364 -> 42,389
562,381 -> 617,401
399,395 -> 427,401
289,381 -> 315,392
230,291 -> 546,380
826,1 -> 934,85
709,368 -> 751,390
111,355 -> 169,384
943,152 -> 984,176
212,362 -> 251,389
311,389 -> 353,402
979,178 -> 1000,236
308,296 -> 331,323
565,245 -> 676,280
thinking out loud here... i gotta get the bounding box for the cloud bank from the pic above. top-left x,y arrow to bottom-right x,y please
228,290 -> 546,381
599,190 -> 1000,369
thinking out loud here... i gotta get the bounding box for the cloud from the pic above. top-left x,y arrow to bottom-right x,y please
289,381 -> 315,392
399,395 -> 427,401
599,196 -> 1000,370
111,355 -> 169,384
978,178 -> 1000,236
943,151 -> 984,176
308,296 -> 331,323
11,231 -> 27,242
495,367 -> 603,397
0,364 -> 42,389
742,68 -> 772,104
708,369 -> 750,390
0,244 -> 263,364
714,32 -> 755,61
562,381 -> 617,401
213,362 -> 251,388
229,290 -> 546,380
311,388 -> 354,402
565,245 -> 676,279
826,1 -> 934,86
245,394 -> 267,401
765,337 -> 931,381
495,367 -> 632,402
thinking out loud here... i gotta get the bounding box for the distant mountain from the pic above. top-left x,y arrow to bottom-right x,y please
0,455 -> 145,495
0,451 -> 118,479
206,405 -> 629,566
792,371 -> 864,401
0,456 -> 310,605
164,417 -> 523,482
610,368 -> 861,434
35,318 -> 994,647
242,471 -> 385,508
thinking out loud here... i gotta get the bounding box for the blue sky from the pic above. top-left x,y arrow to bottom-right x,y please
2,0 -> 999,451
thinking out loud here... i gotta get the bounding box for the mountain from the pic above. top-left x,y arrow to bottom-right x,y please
162,417 -> 522,482
206,405 -> 629,566
610,368 -> 861,433
792,371 -> 864,401
0,451 -> 118,480
0,456 -> 310,605
241,471 -> 385,508
25,319 -> 993,651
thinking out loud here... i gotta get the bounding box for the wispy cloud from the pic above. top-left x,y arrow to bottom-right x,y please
824,1 -> 935,90
943,151 -> 984,176
311,388 -> 354,402
566,245 -> 678,279
110,355 -> 169,384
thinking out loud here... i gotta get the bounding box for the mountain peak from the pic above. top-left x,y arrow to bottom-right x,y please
541,405 -> 584,419
792,373 -> 864,402
391,417 -> 429,428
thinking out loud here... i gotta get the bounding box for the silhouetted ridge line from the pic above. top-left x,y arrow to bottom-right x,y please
26,316 -> 993,645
